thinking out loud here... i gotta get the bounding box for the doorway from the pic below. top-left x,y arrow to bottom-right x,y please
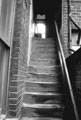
33,0 -> 62,38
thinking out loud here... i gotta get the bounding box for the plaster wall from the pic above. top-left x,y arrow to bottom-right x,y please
0,0 -> 16,46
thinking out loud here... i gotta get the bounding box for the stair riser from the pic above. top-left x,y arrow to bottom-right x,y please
25,82 -> 63,93
31,54 -> 58,59
31,53 -> 58,57
32,40 -> 55,44
32,45 -> 56,50
32,45 -> 56,49
29,60 -> 59,66
31,49 -> 57,54
23,94 -> 63,104
33,38 -> 55,42
27,74 -> 63,83
22,107 -> 64,118
28,66 -> 61,75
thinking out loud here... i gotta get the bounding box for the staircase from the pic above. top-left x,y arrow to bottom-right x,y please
21,37 -> 66,120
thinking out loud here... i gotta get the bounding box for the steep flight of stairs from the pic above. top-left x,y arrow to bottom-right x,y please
21,37 -> 65,120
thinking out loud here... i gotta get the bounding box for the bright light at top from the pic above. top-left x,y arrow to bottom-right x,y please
35,23 -> 46,38
36,23 -> 45,34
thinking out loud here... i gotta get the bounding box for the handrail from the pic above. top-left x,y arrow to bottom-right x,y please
55,21 -> 79,120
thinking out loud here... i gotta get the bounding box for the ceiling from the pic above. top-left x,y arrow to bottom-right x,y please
33,0 -> 61,21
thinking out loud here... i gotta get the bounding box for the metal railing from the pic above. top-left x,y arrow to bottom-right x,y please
55,21 -> 79,120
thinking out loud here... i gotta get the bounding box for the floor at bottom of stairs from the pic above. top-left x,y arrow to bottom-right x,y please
21,117 -> 63,120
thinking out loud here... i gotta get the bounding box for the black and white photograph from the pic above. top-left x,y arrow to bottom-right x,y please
0,0 -> 81,120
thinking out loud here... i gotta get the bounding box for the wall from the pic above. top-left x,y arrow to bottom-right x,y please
61,0 -> 70,58
70,0 -> 81,50
0,0 -> 2,15
7,0 -> 30,118
0,40 -> 10,114
70,0 -> 81,28
0,0 -> 16,46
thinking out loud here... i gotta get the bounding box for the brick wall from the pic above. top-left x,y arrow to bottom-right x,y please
61,0 -> 81,58
7,0 -> 30,118
61,0 -> 70,58
70,0 -> 81,28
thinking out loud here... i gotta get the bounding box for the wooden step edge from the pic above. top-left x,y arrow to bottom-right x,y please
23,103 -> 65,109
32,48 -> 57,51
32,41 -> 56,44
33,37 -> 54,39
27,72 -> 62,76
23,92 -> 63,96
25,81 -> 61,84
28,65 -> 61,69
32,38 -> 55,42
21,117 -> 63,120
27,73 -> 62,78
6,118 -> 18,120
30,58 -> 58,61
28,65 -> 60,68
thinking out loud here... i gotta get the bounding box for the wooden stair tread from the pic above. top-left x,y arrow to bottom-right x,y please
22,37 -> 65,119
27,73 -> 63,83
25,81 -> 62,84
23,103 -> 65,109
24,92 -> 63,96
22,117 -> 63,120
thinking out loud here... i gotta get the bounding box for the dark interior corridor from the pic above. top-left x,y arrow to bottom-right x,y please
33,0 -> 62,37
